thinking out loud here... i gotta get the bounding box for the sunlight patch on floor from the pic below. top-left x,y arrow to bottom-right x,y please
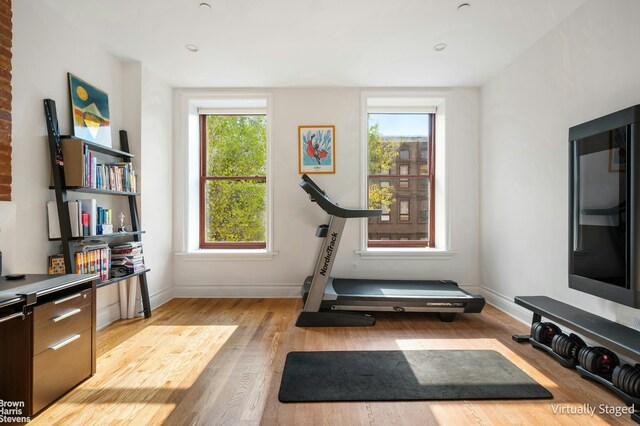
29,324 -> 238,425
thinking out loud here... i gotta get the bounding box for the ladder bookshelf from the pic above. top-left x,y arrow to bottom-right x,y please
43,98 -> 151,318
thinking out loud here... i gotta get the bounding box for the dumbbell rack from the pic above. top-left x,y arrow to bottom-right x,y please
513,296 -> 640,424
526,338 -> 578,369
574,365 -> 640,407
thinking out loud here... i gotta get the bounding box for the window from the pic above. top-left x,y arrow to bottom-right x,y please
380,203 -> 391,222
200,113 -> 267,249
399,164 -> 409,189
419,198 -> 428,223
399,199 -> 410,221
366,108 -> 435,248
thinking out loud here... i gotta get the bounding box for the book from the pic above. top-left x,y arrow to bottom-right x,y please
47,200 -> 81,238
78,199 -> 97,236
112,241 -> 143,250
48,254 -> 65,274
47,201 -> 59,239
111,246 -> 142,255
49,137 -> 85,187
96,207 -> 113,235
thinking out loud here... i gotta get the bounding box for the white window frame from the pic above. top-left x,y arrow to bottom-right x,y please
175,91 -> 275,259
359,90 -> 452,258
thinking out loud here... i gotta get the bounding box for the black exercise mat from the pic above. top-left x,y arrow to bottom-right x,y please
278,350 -> 552,402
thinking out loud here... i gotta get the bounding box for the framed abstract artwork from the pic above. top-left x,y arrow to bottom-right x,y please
298,125 -> 335,174
68,73 -> 112,147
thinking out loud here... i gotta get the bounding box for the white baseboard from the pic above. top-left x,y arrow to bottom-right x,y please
476,285 -> 532,326
172,283 -> 485,300
150,286 -> 175,309
172,281 -> 501,299
96,302 -> 122,331
173,284 -> 300,298
99,282 -> 531,328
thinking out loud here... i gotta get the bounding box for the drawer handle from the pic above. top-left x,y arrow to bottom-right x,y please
52,308 -> 82,323
53,293 -> 83,305
51,334 -> 81,351
0,312 -> 25,324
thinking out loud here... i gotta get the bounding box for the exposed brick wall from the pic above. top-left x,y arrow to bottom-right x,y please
0,0 -> 10,201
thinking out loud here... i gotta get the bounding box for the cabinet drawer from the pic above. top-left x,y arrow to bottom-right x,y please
33,288 -> 92,327
33,304 -> 91,356
32,328 -> 91,414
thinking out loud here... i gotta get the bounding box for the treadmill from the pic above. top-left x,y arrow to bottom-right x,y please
296,174 -> 485,327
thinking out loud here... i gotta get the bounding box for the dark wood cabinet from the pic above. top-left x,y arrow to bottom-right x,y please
0,274 -> 96,417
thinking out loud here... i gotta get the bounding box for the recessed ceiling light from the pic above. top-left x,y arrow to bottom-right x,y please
433,43 -> 447,52
199,2 -> 212,9
457,2 -> 471,11
186,44 -> 199,53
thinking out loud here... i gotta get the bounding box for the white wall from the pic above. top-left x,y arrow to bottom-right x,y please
480,0 -> 640,328
0,201 -> 16,275
12,1 -> 173,327
139,66 -> 174,307
173,88 -> 480,296
12,0 -> 125,321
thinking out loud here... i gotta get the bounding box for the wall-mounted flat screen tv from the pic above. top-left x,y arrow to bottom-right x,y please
568,104 -> 640,308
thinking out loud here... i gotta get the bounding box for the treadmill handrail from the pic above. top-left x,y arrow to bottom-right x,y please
300,174 -> 382,219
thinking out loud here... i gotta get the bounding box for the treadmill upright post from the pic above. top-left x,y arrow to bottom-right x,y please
302,215 -> 345,312
296,214 -> 376,327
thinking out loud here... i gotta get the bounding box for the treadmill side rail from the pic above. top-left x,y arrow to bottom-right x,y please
296,311 -> 375,327
463,296 -> 486,313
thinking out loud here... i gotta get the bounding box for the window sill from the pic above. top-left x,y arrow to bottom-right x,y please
356,248 -> 456,260
175,250 -> 279,261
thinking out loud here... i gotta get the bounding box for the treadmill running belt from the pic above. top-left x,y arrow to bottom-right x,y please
332,279 -> 470,297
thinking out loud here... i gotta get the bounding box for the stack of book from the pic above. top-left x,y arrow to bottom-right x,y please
85,147 -> 137,192
74,242 -> 111,282
47,199 -> 114,238
110,241 -> 144,278
55,138 -> 137,192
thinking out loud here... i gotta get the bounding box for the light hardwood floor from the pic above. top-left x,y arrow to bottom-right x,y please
30,298 -> 636,425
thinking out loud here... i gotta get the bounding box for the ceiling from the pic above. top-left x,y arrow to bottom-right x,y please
41,0 -> 586,88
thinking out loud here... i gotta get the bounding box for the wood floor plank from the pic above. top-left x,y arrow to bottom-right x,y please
27,298 -> 638,425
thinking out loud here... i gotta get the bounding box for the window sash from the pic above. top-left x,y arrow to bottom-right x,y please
199,114 -> 267,249
366,112 -> 435,248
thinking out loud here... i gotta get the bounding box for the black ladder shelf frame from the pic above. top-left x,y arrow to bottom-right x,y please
44,98 -> 152,318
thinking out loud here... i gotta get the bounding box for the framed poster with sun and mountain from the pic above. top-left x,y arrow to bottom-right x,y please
68,73 -> 112,147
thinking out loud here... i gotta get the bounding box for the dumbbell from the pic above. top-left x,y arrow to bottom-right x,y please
531,322 -> 561,346
612,363 -> 640,398
551,332 -> 586,362
577,346 -> 620,379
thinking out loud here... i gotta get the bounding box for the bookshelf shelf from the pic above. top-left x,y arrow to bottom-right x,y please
49,230 -> 146,242
49,186 -> 140,196
97,268 -> 151,289
44,98 -> 152,319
